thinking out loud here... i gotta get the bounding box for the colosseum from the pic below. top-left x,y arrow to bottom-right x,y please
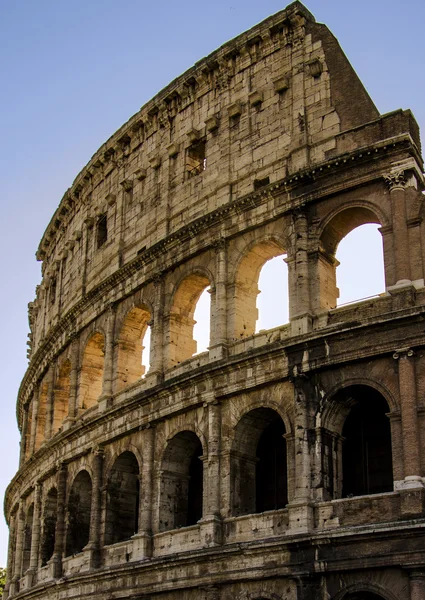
4,2 -> 425,599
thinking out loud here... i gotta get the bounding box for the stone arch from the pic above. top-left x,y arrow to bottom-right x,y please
158,430 -> 204,531
231,407 -> 288,516
166,270 -> 213,367
323,384 -> 393,499
332,582 -> 398,600
104,451 -> 140,545
21,503 -> 34,573
116,305 -> 152,391
65,469 -> 92,556
52,359 -> 71,435
78,332 -> 105,411
231,237 -> 287,339
41,487 -> 57,566
317,204 -> 384,310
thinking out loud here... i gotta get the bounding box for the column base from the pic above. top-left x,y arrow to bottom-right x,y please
209,344 -> 228,362
287,501 -> 314,534
400,485 -> 425,518
62,416 -> 76,431
290,314 -> 313,337
132,531 -> 153,560
51,553 -> 63,579
8,578 -> 19,598
144,371 -> 164,387
23,569 -> 36,589
98,394 -> 113,412
199,515 -> 223,547
85,542 -> 101,569
387,281 -> 416,309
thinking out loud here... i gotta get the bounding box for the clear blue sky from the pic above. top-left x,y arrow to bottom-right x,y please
0,0 -> 423,567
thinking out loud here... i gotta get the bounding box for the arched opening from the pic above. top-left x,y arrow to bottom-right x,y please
167,274 -> 211,367
21,504 -> 34,573
35,378 -> 49,451
231,408 -> 287,516
233,240 -> 287,339
159,431 -> 203,531
65,470 -> 92,556
52,360 -> 71,435
116,306 -> 151,391
256,255 -> 289,331
41,488 -> 57,566
336,224 -> 385,305
193,288 -> 211,355
104,451 -> 140,545
340,386 -> 393,497
319,207 -> 383,310
78,332 -> 105,411
344,593 -> 387,600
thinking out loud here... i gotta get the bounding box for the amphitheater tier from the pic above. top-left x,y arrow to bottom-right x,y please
5,2 -> 425,600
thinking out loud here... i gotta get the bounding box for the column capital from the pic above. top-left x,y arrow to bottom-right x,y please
212,236 -> 227,253
384,170 -> 406,191
393,347 -> 415,360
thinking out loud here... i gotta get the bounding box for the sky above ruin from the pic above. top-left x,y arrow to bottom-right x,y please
0,0 -> 423,567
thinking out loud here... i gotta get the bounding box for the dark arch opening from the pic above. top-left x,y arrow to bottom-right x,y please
105,451 -> 140,545
159,431 -> 203,531
232,408 -> 288,516
344,593 -> 387,600
65,470 -> 92,556
41,488 -> 57,566
340,386 -> 393,498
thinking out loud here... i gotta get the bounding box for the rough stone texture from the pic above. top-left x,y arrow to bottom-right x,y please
4,2 -> 425,599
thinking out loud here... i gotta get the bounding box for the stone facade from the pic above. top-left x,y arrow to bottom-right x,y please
4,2 -> 425,599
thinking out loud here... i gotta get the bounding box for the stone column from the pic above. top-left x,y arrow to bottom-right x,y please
290,211 -> 312,335
394,349 -> 422,485
99,305 -> 116,410
19,404 -> 30,466
44,367 -> 55,441
81,217 -> 93,296
149,273 -> 165,378
52,463 -> 67,578
29,386 -> 40,456
10,502 -> 25,594
409,569 -> 425,600
26,483 -> 42,586
64,338 -> 79,428
384,171 -> 411,284
88,447 -> 104,568
134,425 -> 155,559
200,401 -> 222,547
288,375 -> 313,533
209,238 -> 228,360
4,512 -> 16,598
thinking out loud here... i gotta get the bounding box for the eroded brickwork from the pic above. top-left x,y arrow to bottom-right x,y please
4,2 -> 425,599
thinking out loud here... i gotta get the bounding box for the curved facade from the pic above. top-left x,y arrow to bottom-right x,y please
4,2 -> 425,599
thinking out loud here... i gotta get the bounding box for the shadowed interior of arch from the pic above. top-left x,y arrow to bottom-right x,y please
22,504 -> 34,573
104,451 -> 140,545
231,408 -> 288,516
41,488 -> 57,566
65,470 -> 92,556
159,431 -> 203,531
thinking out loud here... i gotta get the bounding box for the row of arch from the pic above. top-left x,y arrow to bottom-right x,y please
16,385 -> 394,576
26,216 -> 386,458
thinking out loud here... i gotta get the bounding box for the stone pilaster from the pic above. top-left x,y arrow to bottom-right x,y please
88,447 -> 104,568
3,512 -> 16,598
409,568 -> 425,600
29,385 -> 40,456
99,304 -> 116,410
149,273 -> 165,377
288,375 -> 313,533
19,404 -> 30,466
10,502 -> 25,594
200,400 -> 222,547
290,210 -> 313,335
25,483 -> 42,586
393,349 -> 422,486
64,337 -> 79,428
52,463 -> 67,578
384,171 -> 411,284
134,425 -> 155,559
209,237 -> 228,360
44,366 -> 55,441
